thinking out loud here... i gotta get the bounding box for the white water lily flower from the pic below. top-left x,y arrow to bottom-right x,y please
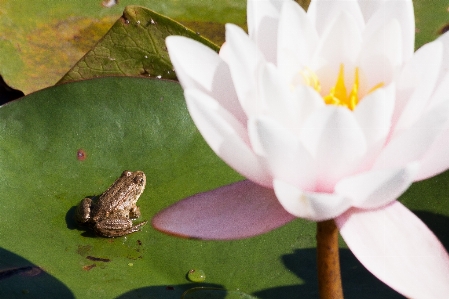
154,0 -> 449,297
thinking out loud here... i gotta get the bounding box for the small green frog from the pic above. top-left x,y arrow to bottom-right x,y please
75,170 -> 147,237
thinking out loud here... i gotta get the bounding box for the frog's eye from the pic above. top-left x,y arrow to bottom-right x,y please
135,177 -> 145,185
123,171 -> 132,177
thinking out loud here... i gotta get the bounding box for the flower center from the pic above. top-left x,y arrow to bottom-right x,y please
302,65 -> 383,111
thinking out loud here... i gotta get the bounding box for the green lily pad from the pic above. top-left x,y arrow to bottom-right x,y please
414,0 -> 449,49
0,0 -> 246,94
58,6 -> 219,85
0,74 -> 448,298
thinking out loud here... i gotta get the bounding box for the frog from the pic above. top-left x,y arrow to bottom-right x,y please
75,170 -> 147,237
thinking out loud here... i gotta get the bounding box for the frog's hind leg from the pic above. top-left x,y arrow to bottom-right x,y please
129,220 -> 148,233
94,218 -> 148,237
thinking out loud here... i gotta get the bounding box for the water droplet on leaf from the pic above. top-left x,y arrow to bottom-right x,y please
102,0 -> 117,8
186,269 -> 206,282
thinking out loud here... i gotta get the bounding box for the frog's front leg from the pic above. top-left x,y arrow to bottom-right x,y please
129,205 -> 141,219
75,197 -> 92,224
94,218 -> 147,237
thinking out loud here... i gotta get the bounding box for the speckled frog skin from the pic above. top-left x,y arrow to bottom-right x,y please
75,171 -> 147,237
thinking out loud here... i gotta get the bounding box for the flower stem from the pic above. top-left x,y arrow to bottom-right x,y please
316,219 -> 344,299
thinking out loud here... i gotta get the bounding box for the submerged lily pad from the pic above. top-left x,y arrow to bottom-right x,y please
0,77 -> 447,298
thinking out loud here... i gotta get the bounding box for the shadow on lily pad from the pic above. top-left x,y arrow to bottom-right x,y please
254,248 -> 404,299
116,283 -> 230,299
65,205 -> 98,238
255,210 -> 449,299
0,248 -> 74,298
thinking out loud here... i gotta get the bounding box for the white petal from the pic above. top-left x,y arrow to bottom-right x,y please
224,24 -> 265,118
336,201 -> 449,299
354,84 -> 395,149
277,0 -> 318,80
374,103 -> 449,171
361,0 -> 414,62
335,163 -> 419,209
247,0 -> 286,64
274,179 -> 351,221
312,12 -> 362,92
356,0 -> 382,22
307,0 -> 364,37
248,116 -> 316,191
184,88 -> 272,187
358,19 -> 402,90
166,36 -> 246,125
257,63 -> 324,133
257,63 -> 295,126
393,41 -> 443,133
293,85 -> 326,132
299,106 -> 367,191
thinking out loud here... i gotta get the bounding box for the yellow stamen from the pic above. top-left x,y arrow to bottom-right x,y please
323,65 -> 359,110
300,68 -> 321,92
301,64 -> 383,111
368,82 -> 385,94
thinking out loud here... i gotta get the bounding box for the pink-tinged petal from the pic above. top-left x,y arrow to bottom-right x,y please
336,201 -> 449,298
358,20 -> 402,90
248,116 -> 316,191
334,162 -> 419,209
428,71 -> 449,110
247,0 -> 286,64
361,0 -> 414,62
307,0 -> 364,37
312,12 -> 362,91
415,127 -> 449,181
224,24 -> 265,118
393,41 -> 443,133
415,74 -> 449,180
166,36 -> 246,125
299,106 -> 366,191
277,1 -> 318,80
373,103 -> 449,171
273,179 -> 351,221
184,89 -> 272,188
354,84 -> 395,149
152,180 -> 296,240
437,32 -> 449,83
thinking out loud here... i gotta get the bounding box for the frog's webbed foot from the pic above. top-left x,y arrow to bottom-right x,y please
94,218 -> 148,237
